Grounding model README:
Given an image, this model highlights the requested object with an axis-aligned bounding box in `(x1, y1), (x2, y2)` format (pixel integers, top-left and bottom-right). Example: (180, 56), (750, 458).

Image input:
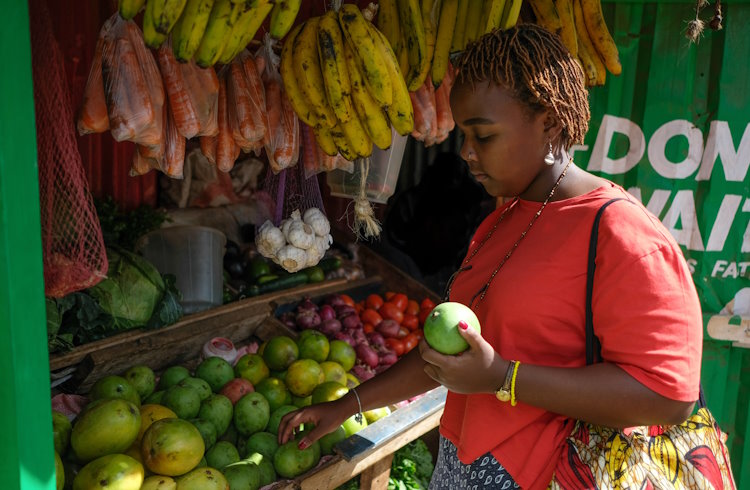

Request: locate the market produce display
(255, 207), (333, 273)
(280, 5), (414, 160)
(52, 327), (401, 489)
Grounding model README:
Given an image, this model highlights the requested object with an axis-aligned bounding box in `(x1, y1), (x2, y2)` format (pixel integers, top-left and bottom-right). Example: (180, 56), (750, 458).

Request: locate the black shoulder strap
(585, 198), (629, 365)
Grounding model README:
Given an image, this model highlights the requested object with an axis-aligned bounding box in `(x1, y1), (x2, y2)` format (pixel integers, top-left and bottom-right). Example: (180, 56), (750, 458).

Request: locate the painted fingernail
(458, 321), (468, 330)
(298, 440), (309, 450)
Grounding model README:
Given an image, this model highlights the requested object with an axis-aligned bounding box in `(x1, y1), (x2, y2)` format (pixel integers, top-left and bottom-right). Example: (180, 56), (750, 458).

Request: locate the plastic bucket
(137, 226), (226, 315)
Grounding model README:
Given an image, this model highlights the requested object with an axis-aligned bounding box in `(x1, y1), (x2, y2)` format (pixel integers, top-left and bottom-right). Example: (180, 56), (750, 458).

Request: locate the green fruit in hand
(363, 406), (391, 424)
(123, 365), (156, 400)
(52, 411), (72, 456)
(244, 432), (278, 459)
(205, 440), (240, 470)
(341, 414), (368, 437)
(195, 357), (235, 392)
(158, 366), (191, 390)
(89, 375), (141, 407)
(423, 301), (481, 355)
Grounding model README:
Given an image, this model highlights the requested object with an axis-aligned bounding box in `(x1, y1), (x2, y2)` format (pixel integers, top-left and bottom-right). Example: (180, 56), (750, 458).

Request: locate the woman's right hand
(277, 396), (355, 450)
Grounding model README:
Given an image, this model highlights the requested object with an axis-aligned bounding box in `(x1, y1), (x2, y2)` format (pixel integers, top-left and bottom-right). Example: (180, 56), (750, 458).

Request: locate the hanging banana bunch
(279, 3), (414, 160)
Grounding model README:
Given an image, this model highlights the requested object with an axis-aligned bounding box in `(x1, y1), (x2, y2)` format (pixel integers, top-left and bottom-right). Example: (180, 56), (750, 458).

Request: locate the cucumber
(302, 266), (325, 283)
(318, 257), (342, 273)
(248, 272), (309, 296)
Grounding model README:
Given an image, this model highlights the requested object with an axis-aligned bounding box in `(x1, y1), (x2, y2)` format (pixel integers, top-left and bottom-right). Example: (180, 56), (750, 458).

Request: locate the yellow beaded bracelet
(510, 361), (520, 407)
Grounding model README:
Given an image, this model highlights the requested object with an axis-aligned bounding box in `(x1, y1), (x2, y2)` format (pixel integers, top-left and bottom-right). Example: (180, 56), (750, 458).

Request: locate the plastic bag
(163, 94), (186, 178)
(77, 23), (110, 135)
(258, 36), (299, 174)
(216, 73), (241, 172)
(157, 40), (220, 139)
(227, 50), (266, 151)
(434, 63), (456, 143)
(301, 123), (352, 179)
(100, 14), (164, 146)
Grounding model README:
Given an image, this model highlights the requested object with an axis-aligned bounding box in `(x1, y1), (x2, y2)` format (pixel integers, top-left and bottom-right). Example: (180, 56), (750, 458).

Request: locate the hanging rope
(351, 158), (382, 240)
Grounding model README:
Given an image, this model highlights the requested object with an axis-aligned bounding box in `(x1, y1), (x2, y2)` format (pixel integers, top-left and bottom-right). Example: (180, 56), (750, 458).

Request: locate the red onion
(366, 332), (386, 349)
(351, 328), (368, 346)
(356, 343), (379, 369)
(318, 318), (343, 337)
(279, 312), (297, 329)
(297, 298), (318, 313)
(324, 294), (346, 307)
(376, 319), (401, 338)
(341, 314), (363, 331)
(334, 305), (357, 318)
(296, 310), (322, 330)
(379, 351), (398, 367)
(351, 364), (375, 382)
(334, 331), (356, 347)
(319, 304), (336, 322)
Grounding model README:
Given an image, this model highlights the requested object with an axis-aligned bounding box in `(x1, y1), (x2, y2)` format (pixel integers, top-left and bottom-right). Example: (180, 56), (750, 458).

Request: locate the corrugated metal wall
(582, 1), (750, 485)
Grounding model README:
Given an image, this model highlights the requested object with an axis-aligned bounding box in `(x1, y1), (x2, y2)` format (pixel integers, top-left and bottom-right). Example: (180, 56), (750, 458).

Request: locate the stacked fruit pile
(52, 333), (390, 489)
(118, 0), (301, 66)
(280, 5), (414, 161)
(529, 0), (621, 86)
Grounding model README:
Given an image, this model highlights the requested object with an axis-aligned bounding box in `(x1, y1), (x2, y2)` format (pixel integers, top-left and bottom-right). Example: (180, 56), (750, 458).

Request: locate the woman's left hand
(418, 321), (508, 394)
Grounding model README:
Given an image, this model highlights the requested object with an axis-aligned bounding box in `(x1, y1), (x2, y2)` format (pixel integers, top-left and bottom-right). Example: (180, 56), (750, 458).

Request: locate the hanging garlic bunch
(255, 208), (333, 273)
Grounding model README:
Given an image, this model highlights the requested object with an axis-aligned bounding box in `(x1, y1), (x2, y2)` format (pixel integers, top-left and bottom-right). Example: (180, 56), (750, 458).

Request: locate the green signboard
(579, 1), (750, 484)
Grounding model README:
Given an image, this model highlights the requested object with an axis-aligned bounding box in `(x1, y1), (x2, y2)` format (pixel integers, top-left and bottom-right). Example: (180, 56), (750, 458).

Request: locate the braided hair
(454, 24), (590, 149)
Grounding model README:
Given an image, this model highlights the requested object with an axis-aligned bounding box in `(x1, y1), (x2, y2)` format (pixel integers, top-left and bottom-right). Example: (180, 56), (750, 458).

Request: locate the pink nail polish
(458, 321), (468, 330)
(298, 440), (308, 450)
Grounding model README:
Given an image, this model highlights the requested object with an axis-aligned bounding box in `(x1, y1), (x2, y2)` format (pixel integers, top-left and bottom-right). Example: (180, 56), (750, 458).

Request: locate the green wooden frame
(0, 2), (54, 490)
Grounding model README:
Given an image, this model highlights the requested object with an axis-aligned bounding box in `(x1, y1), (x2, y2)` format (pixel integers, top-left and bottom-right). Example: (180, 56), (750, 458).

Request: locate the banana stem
(351, 158), (382, 240)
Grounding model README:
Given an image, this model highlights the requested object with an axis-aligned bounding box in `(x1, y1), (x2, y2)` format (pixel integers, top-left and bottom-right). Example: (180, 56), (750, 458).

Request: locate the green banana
(172, 0), (215, 62)
(119, 0), (146, 20)
(432, 0), (458, 86)
(150, 0), (188, 34)
(396, 0), (427, 91)
(269, 0), (302, 39)
(194, 0), (239, 68)
(377, 0), (401, 55)
(451, 0), (470, 52)
(143, 0), (168, 48)
(219, 0), (273, 64)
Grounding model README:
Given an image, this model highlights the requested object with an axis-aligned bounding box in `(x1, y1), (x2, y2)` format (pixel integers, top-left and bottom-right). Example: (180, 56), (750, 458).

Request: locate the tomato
(384, 291), (396, 300)
(366, 293), (384, 311)
(340, 294), (355, 307)
(385, 338), (405, 356)
(354, 302), (364, 315)
(402, 314), (419, 331)
(420, 298), (437, 313)
(412, 328), (423, 339)
(418, 308), (431, 327)
(403, 333), (419, 353)
(405, 300), (420, 316)
(397, 326), (409, 339)
(389, 293), (409, 312)
(363, 323), (375, 334)
(361, 308), (383, 327)
(379, 302), (404, 324)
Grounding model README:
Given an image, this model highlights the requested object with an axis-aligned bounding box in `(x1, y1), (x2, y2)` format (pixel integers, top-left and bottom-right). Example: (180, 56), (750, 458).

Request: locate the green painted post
(0, 2), (55, 490)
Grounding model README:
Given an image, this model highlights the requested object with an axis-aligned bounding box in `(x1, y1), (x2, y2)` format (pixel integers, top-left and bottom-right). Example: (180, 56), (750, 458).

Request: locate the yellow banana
(432, 0), (458, 86)
(415, 0), (437, 88)
(398, 39), (410, 78)
(580, 0), (621, 75)
(554, 0), (577, 57)
(338, 4), (392, 107)
(280, 23), (317, 127)
(194, 0), (239, 67)
(529, 0), (562, 34)
(463, 0), (483, 44)
(340, 104), (373, 157)
(344, 42), (392, 150)
(119, 0), (146, 20)
(172, 0), (215, 61)
(396, 0), (428, 91)
(369, 24), (414, 136)
(377, 0), (401, 55)
(293, 18), (338, 128)
(150, 0), (188, 34)
(500, 0), (523, 29)
(573, 0), (603, 85)
(219, 0), (272, 64)
(484, 0), (507, 34)
(143, 0), (168, 48)
(451, 0), (470, 52)
(270, 0), (302, 39)
(313, 125), (338, 156)
(318, 11), (354, 124)
(330, 124), (358, 161)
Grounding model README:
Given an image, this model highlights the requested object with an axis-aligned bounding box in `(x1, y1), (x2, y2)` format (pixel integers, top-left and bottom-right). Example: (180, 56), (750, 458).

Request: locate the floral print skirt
(429, 436), (520, 490)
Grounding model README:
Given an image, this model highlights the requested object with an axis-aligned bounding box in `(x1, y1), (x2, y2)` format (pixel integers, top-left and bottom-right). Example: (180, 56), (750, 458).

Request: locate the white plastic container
(137, 226), (226, 314)
(327, 129), (408, 204)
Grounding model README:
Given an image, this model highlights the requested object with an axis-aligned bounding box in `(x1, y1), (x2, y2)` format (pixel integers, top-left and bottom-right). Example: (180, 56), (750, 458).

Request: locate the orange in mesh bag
(30, 0), (107, 297)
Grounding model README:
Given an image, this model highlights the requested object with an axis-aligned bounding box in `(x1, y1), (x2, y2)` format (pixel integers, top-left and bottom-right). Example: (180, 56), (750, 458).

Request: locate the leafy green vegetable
(388, 439), (435, 490)
(95, 196), (168, 251)
(46, 297), (76, 353)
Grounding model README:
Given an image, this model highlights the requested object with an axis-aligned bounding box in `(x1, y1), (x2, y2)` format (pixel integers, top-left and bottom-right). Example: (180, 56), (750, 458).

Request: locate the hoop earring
(544, 141), (555, 166)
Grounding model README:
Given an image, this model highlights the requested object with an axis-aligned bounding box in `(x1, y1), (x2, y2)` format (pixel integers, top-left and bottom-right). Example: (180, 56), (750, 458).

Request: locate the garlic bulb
(306, 235), (331, 267)
(255, 220), (285, 259)
(303, 208), (331, 237)
(276, 245), (308, 273)
(284, 212), (315, 249)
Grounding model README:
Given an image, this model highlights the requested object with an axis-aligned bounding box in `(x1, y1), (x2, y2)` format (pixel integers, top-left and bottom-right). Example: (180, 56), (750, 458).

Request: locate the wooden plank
(358, 453), (394, 490)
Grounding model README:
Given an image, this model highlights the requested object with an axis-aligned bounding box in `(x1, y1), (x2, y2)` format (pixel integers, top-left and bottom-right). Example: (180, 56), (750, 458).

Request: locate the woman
(279, 25), (702, 489)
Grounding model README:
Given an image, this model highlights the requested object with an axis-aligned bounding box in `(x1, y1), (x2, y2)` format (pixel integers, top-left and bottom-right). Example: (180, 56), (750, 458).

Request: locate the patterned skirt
(429, 436), (521, 490)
